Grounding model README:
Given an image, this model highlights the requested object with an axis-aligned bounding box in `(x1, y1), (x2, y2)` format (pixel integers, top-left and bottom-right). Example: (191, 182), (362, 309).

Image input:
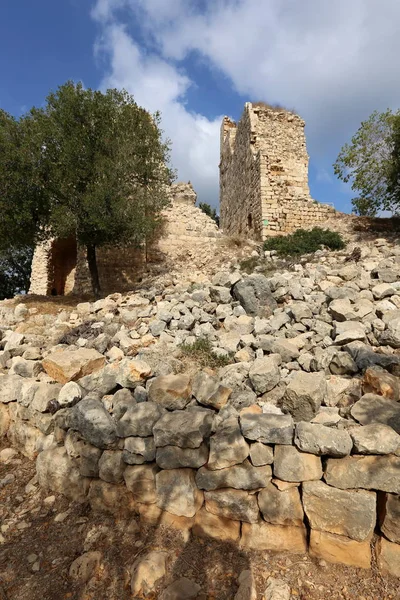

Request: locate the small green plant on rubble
(263, 227), (345, 257)
(179, 337), (234, 368)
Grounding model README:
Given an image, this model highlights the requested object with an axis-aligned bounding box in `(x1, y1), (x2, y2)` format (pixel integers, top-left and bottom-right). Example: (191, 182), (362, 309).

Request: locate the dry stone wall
(220, 103), (338, 239)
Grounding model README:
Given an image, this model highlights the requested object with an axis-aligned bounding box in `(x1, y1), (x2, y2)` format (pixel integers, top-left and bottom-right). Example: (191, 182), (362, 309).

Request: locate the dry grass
(252, 101), (293, 113)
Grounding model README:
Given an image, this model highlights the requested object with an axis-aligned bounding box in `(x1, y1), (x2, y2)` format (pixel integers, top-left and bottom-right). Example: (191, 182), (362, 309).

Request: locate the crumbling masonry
(220, 102), (337, 240)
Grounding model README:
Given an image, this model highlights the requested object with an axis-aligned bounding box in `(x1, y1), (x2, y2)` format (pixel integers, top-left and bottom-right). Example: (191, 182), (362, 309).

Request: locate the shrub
(264, 227), (345, 257)
(179, 337), (234, 368)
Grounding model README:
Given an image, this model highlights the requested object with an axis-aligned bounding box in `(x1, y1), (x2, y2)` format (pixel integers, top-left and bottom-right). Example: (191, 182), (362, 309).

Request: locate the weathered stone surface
(58, 381), (82, 408)
(69, 552), (102, 583)
(328, 298), (356, 322)
(271, 339), (300, 362)
(124, 463), (159, 503)
(309, 530), (371, 569)
(156, 444), (208, 469)
(0, 374), (24, 403)
(156, 468), (203, 517)
(117, 402), (166, 438)
(98, 450), (125, 484)
(379, 493), (400, 543)
(249, 442), (274, 466)
(234, 570), (257, 600)
(258, 482), (304, 526)
(192, 371), (231, 409)
(196, 459), (271, 491)
(241, 521), (307, 554)
(249, 356), (280, 394)
(71, 397), (116, 449)
(325, 455), (400, 494)
(233, 274), (277, 317)
(123, 436), (156, 464)
(363, 366), (399, 400)
(240, 413), (294, 445)
(208, 416), (249, 469)
(78, 363), (119, 396)
(302, 481), (376, 541)
(30, 382), (62, 413)
(9, 356), (42, 378)
(148, 374), (192, 410)
(376, 537), (400, 578)
(138, 503), (194, 530)
(0, 404), (10, 437)
(334, 321), (366, 345)
(159, 578), (201, 600)
(349, 424), (400, 454)
(36, 446), (89, 502)
(204, 488), (259, 523)
(193, 506), (241, 542)
(280, 372), (326, 422)
(350, 394), (400, 433)
(273, 445), (322, 482)
(294, 422), (352, 457)
(116, 358), (152, 388)
(8, 418), (47, 459)
(42, 349), (105, 384)
(153, 409), (213, 449)
(130, 551), (168, 596)
(263, 578), (291, 600)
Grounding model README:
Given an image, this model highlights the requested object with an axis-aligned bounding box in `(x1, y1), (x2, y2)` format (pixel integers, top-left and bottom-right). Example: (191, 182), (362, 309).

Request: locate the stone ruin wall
(28, 182), (219, 297)
(220, 103), (338, 240)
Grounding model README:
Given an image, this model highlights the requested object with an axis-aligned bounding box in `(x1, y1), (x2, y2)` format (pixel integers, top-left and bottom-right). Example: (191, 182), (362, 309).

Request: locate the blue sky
(2, 0), (400, 214)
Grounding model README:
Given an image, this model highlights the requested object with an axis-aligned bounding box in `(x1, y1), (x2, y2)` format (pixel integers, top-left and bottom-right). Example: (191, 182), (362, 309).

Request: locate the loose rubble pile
(1, 236), (400, 595)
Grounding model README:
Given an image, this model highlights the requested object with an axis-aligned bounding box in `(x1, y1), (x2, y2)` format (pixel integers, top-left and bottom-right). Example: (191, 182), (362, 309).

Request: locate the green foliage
(264, 228), (345, 257)
(0, 247), (33, 300)
(179, 337), (234, 368)
(334, 109), (400, 215)
(198, 202), (219, 225)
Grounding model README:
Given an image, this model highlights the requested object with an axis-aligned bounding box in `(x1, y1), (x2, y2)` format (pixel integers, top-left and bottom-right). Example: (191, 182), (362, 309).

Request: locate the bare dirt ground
(0, 443), (398, 600)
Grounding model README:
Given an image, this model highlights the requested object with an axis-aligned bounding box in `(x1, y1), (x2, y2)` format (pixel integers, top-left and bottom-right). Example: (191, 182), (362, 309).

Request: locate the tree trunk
(86, 244), (101, 298)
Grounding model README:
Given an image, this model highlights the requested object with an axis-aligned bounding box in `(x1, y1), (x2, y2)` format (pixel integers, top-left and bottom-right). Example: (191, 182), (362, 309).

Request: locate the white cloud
(92, 0), (400, 209)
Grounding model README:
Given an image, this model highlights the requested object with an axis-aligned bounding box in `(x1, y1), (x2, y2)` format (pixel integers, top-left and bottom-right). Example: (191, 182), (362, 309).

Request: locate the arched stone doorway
(49, 236), (77, 295)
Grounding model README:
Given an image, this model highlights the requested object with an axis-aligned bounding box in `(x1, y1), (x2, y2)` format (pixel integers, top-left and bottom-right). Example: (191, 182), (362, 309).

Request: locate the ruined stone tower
(219, 102), (336, 240)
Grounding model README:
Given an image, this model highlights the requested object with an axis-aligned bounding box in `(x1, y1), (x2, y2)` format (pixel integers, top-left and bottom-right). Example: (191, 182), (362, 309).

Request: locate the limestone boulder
(58, 381), (82, 408)
(325, 455), (400, 494)
(234, 570), (257, 600)
(258, 481), (304, 526)
(156, 468), (203, 517)
(233, 274), (277, 317)
(363, 366), (399, 400)
(124, 463), (159, 504)
(350, 394), (400, 433)
(0, 404), (10, 437)
(130, 551), (168, 596)
(71, 397), (116, 449)
(379, 493), (400, 543)
(117, 402), (166, 438)
(376, 537), (400, 578)
(159, 578), (201, 600)
(123, 436), (156, 464)
(36, 446), (90, 502)
(302, 480), (376, 541)
(294, 422), (352, 457)
(42, 348), (105, 384)
(240, 413), (294, 445)
(192, 371), (231, 410)
(116, 358), (152, 388)
(263, 578), (291, 600)
(249, 356), (281, 394)
(349, 423), (400, 454)
(208, 416), (249, 469)
(69, 552), (102, 583)
(241, 521), (307, 554)
(204, 488), (259, 523)
(148, 374), (192, 410)
(153, 409), (213, 449)
(196, 459), (271, 491)
(249, 442), (274, 466)
(280, 372), (326, 422)
(78, 363), (120, 396)
(334, 321), (366, 345)
(273, 445), (322, 482)
(192, 506), (240, 542)
(98, 450), (125, 484)
(309, 530), (371, 569)
(0, 374), (24, 403)
(156, 444), (209, 469)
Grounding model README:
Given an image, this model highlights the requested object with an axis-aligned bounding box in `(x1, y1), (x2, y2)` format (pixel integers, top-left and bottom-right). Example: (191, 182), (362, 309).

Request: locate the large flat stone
(196, 459), (271, 491)
(42, 349), (105, 384)
(350, 394), (400, 433)
(117, 402), (166, 438)
(193, 507), (240, 542)
(156, 444), (209, 469)
(258, 482), (304, 526)
(156, 468), (203, 517)
(379, 493), (400, 543)
(153, 409), (213, 449)
(273, 445), (322, 482)
(204, 488), (259, 523)
(325, 455), (400, 494)
(294, 422), (352, 457)
(302, 480), (376, 541)
(349, 424), (400, 454)
(309, 530), (371, 569)
(208, 416), (249, 469)
(376, 537), (400, 577)
(241, 521), (307, 554)
(240, 413), (294, 445)
(249, 356), (280, 394)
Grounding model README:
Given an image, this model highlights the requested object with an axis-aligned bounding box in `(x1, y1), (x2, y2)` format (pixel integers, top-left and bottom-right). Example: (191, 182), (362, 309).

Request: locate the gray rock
(9, 357), (42, 378)
(117, 402), (166, 438)
(148, 374), (192, 410)
(36, 445), (89, 502)
(258, 481), (304, 526)
(233, 274), (277, 317)
(240, 413), (294, 445)
(156, 443), (209, 469)
(196, 459), (271, 490)
(156, 468), (203, 517)
(351, 394), (400, 433)
(273, 445), (322, 482)
(329, 351), (358, 375)
(30, 382), (62, 413)
(78, 363), (119, 396)
(153, 409), (213, 449)
(271, 339), (300, 362)
(159, 578), (201, 600)
(0, 374), (24, 403)
(58, 381), (82, 408)
(204, 488), (259, 523)
(324, 455), (400, 494)
(289, 302), (312, 322)
(115, 359), (152, 388)
(209, 286), (232, 304)
(98, 450), (125, 483)
(208, 416), (249, 469)
(249, 442), (274, 466)
(249, 356), (281, 394)
(349, 424), (400, 454)
(149, 320), (166, 336)
(334, 321), (366, 345)
(192, 371), (231, 410)
(302, 480), (376, 541)
(71, 397), (117, 449)
(372, 283), (395, 299)
(124, 463), (159, 503)
(280, 372), (326, 422)
(123, 437), (156, 464)
(294, 422), (352, 457)
(380, 493), (400, 543)
(344, 341), (400, 372)
(328, 299), (356, 322)
(112, 388), (136, 420)
(263, 577), (291, 600)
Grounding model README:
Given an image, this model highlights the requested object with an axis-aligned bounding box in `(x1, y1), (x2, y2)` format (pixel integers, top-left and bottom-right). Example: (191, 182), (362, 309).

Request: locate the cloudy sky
(2, 0), (400, 213)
